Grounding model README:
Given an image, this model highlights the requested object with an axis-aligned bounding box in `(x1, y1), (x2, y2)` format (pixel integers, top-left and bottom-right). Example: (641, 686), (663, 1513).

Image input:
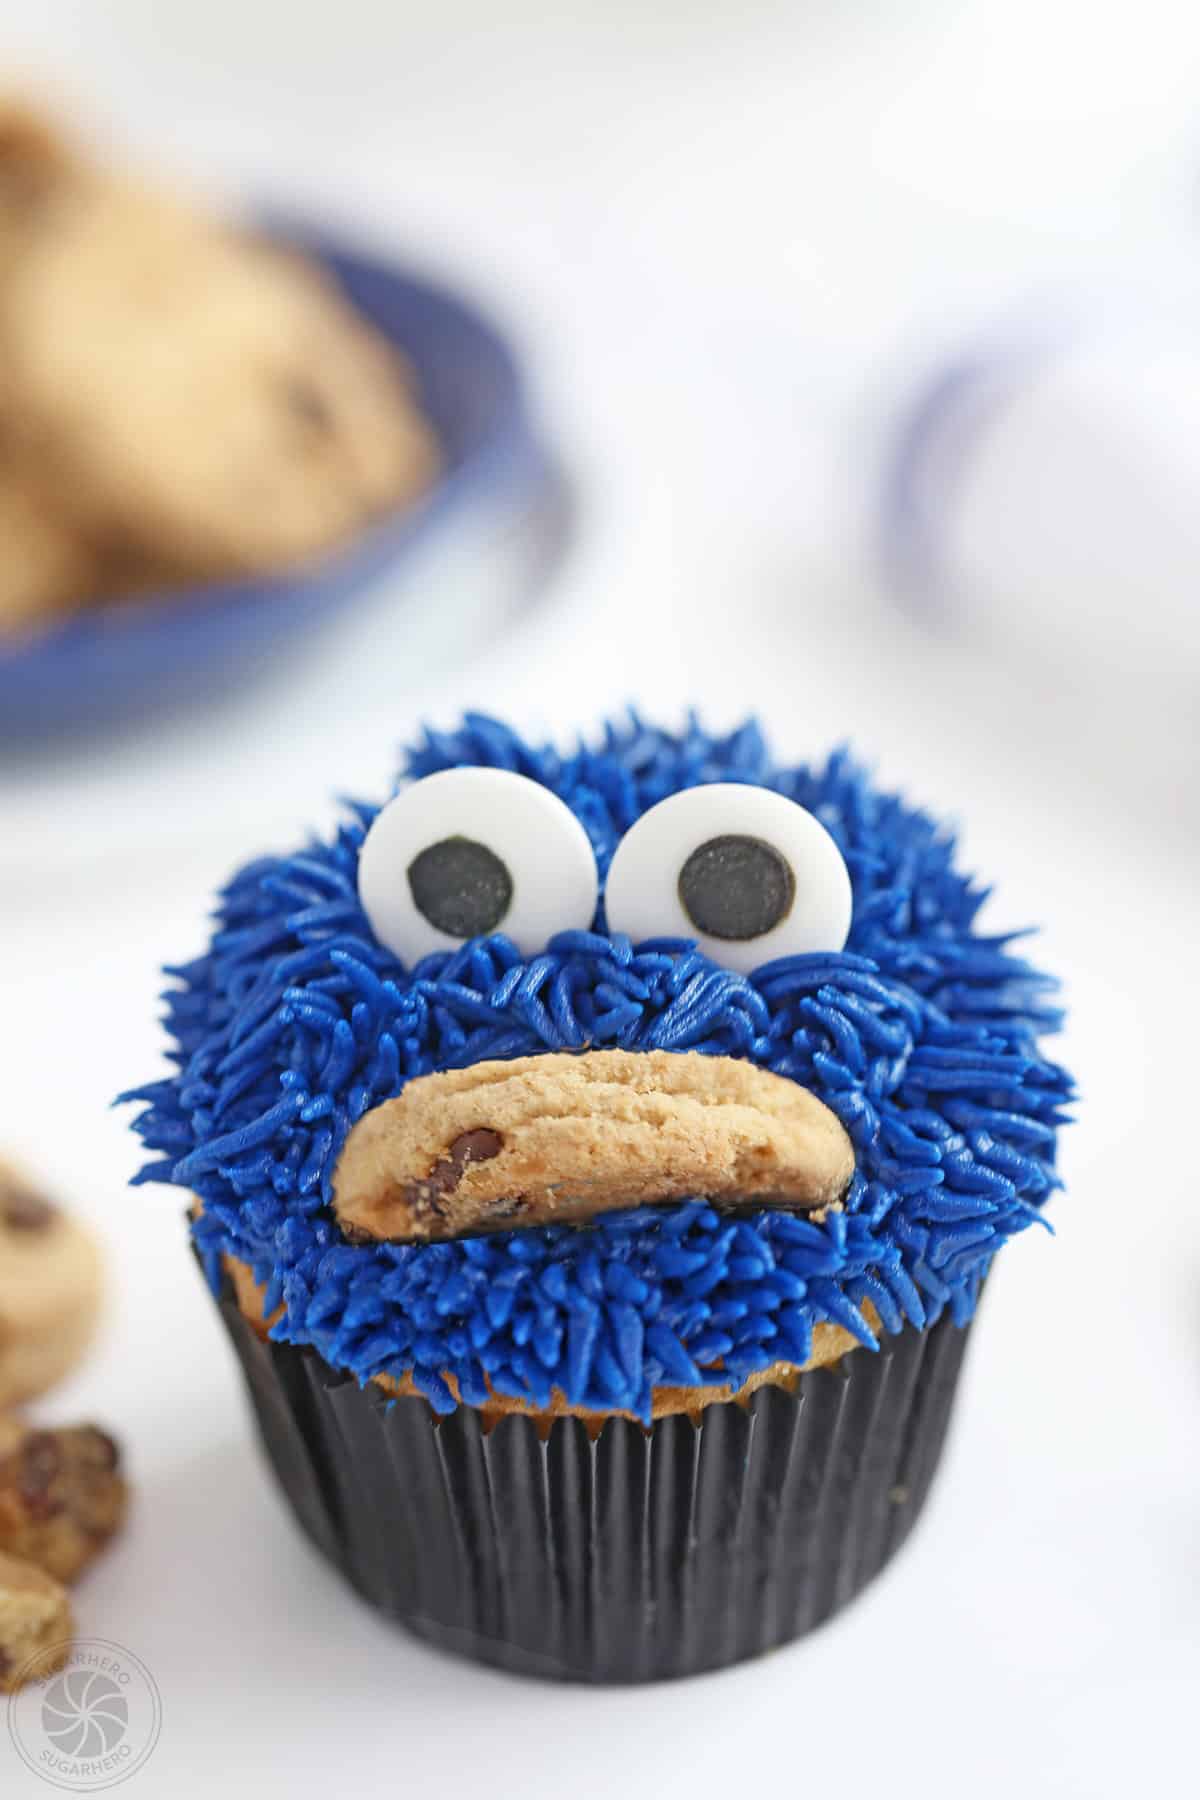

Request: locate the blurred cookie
(0, 1420), (127, 1584)
(0, 1550), (71, 1692)
(0, 97), (440, 635)
(0, 132), (438, 575)
(0, 98), (81, 252)
(0, 1162), (102, 1409)
(0, 462), (102, 632)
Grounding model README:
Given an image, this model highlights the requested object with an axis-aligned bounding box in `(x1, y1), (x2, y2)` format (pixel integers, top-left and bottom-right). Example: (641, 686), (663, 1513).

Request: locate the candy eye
(604, 783), (851, 973)
(358, 768), (599, 964)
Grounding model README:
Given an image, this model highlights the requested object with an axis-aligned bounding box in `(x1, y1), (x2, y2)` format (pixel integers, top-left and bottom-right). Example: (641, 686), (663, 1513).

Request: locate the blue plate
(0, 229), (542, 740)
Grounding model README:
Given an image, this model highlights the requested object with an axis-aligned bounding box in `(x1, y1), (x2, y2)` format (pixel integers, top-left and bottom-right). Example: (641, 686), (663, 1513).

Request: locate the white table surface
(2, 4), (1198, 1796)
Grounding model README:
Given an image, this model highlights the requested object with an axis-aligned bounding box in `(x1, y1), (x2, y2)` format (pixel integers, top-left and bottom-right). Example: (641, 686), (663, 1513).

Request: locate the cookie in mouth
(333, 1048), (854, 1242)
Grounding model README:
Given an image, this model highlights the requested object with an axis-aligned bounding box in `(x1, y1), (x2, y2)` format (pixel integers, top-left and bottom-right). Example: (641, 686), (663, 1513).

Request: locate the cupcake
(123, 714), (1072, 1681)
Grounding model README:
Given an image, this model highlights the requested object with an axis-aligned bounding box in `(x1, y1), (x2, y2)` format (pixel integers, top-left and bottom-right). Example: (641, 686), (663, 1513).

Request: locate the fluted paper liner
(216, 1285), (971, 1681)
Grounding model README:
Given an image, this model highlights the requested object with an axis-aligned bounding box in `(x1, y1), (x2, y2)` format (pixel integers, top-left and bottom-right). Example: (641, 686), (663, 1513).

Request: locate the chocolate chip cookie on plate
(0, 99), (439, 629)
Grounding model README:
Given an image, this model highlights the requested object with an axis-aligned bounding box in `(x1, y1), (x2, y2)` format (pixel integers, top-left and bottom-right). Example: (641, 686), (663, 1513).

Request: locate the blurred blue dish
(0, 227), (552, 741)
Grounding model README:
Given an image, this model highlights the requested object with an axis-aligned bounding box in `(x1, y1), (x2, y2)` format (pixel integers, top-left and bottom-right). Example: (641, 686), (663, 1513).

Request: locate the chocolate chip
(1, 1183), (57, 1232)
(448, 1129), (503, 1167)
(18, 1434), (63, 1521)
(78, 1429), (120, 1474)
(407, 837), (512, 940)
(398, 1128), (504, 1224)
(0, 1649), (10, 1679)
(283, 378), (334, 434)
(678, 834), (795, 941)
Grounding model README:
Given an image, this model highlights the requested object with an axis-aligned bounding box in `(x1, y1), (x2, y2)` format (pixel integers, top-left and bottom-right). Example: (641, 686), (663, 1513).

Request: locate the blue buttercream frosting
(123, 713), (1073, 1420)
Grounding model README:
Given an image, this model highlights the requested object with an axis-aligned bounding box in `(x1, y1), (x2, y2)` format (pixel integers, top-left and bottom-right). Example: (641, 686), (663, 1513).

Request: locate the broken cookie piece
(0, 1420), (127, 1584)
(0, 1549), (72, 1692)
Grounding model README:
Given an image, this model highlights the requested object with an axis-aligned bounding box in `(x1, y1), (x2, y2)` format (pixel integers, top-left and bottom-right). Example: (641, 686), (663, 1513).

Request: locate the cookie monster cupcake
(124, 714), (1072, 1681)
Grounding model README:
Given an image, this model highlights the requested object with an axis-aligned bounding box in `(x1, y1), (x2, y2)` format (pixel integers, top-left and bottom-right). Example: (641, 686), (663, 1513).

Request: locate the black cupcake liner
(215, 1283), (971, 1682)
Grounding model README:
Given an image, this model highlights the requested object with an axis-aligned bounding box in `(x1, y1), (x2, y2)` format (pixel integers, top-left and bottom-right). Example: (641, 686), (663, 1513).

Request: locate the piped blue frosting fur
(123, 714), (1072, 1420)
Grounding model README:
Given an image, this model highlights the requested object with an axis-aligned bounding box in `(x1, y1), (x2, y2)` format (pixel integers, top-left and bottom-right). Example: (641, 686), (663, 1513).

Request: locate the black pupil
(407, 837), (513, 939)
(678, 834), (795, 941)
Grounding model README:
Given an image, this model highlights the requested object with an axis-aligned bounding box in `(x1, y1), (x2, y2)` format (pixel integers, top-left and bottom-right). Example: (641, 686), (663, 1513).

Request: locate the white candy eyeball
(358, 768), (599, 965)
(604, 783), (852, 974)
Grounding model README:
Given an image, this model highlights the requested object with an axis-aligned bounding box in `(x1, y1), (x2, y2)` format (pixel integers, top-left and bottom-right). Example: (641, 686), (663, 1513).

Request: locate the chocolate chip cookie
(0, 122), (439, 576)
(0, 1161), (103, 1408)
(0, 98), (439, 633)
(0, 1549), (71, 1692)
(0, 464), (101, 631)
(0, 1419), (127, 1584)
(333, 1048), (855, 1242)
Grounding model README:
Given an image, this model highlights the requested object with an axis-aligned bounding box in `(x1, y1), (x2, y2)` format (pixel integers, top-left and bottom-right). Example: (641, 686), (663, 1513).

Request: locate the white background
(2, 4), (1198, 1796)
